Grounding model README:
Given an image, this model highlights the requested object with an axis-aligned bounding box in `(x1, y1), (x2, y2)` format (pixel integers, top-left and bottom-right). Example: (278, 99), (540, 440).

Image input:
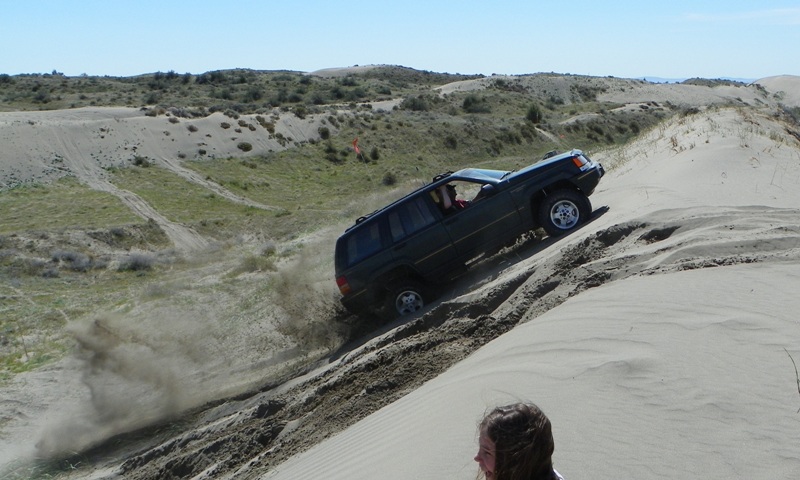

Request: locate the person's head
(474, 403), (555, 480)
(446, 183), (457, 200)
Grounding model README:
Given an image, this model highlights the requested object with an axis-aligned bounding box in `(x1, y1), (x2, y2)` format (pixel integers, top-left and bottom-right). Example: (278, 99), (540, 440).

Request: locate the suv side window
(388, 196), (437, 242)
(345, 220), (382, 267)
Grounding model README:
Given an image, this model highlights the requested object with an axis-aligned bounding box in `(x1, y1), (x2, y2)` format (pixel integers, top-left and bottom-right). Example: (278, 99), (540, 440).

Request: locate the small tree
(526, 103), (543, 124)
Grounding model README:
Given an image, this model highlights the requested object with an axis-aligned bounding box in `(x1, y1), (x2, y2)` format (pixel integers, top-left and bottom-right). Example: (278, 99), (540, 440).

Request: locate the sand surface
(261, 89), (800, 480)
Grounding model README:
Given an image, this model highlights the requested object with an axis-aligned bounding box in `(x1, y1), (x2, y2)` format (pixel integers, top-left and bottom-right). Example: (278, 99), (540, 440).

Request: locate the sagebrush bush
(118, 253), (155, 272)
(132, 155), (151, 167)
(463, 95), (490, 113)
(237, 142), (253, 152)
(51, 250), (92, 272)
(401, 95), (430, 111)
(382, 171), (397, 186)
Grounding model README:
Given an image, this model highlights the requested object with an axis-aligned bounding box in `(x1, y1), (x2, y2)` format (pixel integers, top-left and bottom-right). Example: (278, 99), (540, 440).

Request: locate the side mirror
(476, 184), (496, 200)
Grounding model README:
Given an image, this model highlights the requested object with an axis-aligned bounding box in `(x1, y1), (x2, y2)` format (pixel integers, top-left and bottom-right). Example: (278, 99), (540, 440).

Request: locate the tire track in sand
(54, 129), (209, 252)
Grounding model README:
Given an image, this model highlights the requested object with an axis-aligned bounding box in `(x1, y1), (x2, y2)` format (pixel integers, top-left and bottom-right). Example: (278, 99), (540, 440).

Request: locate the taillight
(336, 276), (351, 295)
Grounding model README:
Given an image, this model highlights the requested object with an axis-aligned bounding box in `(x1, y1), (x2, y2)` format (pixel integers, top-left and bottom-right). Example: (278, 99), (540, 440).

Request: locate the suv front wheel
(384, 281), (425, 317)
(537, 189), (591, 237)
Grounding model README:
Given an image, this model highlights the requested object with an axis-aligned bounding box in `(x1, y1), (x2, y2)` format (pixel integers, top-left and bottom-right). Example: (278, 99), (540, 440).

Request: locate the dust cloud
(34, 312), (221, 457)
(16, 182), (419, 464)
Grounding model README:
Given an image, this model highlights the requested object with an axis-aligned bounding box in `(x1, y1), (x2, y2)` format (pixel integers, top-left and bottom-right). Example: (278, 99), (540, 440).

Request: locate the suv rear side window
(345, 221), (382, 267)
(388, 196), (437, 242)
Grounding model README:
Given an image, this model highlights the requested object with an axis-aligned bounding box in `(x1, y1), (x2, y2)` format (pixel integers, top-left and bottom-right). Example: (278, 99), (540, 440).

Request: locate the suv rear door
(387, 194), (458, 279)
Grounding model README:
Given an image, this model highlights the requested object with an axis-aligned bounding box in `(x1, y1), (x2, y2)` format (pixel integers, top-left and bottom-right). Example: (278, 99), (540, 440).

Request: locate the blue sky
(2, 0), (798, 80)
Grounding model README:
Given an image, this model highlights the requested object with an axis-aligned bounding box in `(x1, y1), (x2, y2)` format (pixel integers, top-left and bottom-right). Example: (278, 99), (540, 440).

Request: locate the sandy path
(48, 123), (209, 252)
(0, 107), (323, 251)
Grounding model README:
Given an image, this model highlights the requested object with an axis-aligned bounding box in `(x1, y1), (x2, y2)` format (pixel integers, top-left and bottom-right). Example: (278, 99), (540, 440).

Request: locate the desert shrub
(340, 76), (358, 87)
(237, 142), (253, 152)
(4, 256), (33, 276)
(370, 146), (380, 161)
(444, 135), (458, 149)
(401, 95), (430, 111)
(168, 116), (179, 124)
(526, 103), (543, 124)
(132, 155), (151, 167)
(232, 253), (277, 276)
(318, 126), (330, 140)
(545, 95), (565, 109)
(220, 122), (231, 129)
(32, 91), (51, 103)
(381, 171), (397, 186)
(324, 141), (344, 163)
(187, 124), (198, 132)
(463, 94), (491, 113)
(257, 116), (275, 133)
(118, 253), (155, 272)
(51, 250), (92, 272)
(780, 105), (800, 125)
(41, 267), (60, 278)
(242, 87), (263, 102)
(680, 106), (701, 117)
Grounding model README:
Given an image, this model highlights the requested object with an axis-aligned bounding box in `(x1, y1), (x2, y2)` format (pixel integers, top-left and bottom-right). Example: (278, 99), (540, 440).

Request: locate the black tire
(384, 281), (425, 318)
(537, 189), (591, 237)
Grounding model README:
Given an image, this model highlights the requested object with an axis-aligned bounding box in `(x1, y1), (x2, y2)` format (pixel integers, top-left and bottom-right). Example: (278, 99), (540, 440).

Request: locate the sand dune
(263, 96), (800, 480)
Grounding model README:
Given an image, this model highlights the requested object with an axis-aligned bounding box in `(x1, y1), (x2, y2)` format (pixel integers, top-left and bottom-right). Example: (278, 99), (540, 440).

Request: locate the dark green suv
(335, 149), (604, 318)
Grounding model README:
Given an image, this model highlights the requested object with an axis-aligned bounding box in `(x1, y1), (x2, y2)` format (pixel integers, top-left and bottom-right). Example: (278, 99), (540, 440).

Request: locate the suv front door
(438, 180), (524, 260)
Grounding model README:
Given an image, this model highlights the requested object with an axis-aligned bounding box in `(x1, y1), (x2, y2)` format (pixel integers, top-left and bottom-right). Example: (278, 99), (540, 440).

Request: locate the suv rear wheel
(384, 281), (425, 317)
(537, 189), (591, 236)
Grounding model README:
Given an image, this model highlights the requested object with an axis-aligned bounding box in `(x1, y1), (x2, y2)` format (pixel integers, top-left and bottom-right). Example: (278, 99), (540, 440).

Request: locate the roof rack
(431, 171), (454, 182)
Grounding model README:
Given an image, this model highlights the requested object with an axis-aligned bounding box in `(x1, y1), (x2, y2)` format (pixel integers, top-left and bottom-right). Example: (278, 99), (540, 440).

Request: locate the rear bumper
(340, 288), (374, 315)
